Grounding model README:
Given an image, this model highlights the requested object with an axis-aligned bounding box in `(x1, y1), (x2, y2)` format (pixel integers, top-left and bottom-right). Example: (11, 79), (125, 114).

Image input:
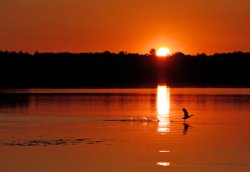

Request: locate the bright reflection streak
(159, 150), (170, 153)
(157, 162), (170, 167)
(157, 85), (170, 133)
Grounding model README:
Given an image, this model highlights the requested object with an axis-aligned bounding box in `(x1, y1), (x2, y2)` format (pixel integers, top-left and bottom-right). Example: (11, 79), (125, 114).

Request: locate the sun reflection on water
(157, 85), (170, 134)
(157, 162), (170, 167)
(159, 150), (170, 153)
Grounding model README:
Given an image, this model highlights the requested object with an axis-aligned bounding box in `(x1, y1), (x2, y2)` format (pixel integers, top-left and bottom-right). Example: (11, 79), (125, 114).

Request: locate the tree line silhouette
(0, 50), (249, 88)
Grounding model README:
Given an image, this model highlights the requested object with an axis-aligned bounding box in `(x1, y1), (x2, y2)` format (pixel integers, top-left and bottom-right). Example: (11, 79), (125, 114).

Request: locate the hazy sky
(0, 0), (249, 54)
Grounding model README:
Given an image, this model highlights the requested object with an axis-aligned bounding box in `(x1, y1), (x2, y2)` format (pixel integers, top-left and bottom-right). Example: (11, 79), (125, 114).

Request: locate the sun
(156, 47), (171, 57)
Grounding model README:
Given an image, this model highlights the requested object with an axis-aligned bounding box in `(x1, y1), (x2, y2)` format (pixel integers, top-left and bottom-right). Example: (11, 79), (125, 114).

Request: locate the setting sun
(156, 47), (171, 57)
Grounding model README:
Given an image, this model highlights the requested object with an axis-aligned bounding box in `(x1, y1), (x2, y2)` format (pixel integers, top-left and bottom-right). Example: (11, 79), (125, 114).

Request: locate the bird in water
(182, 108), (193, 122)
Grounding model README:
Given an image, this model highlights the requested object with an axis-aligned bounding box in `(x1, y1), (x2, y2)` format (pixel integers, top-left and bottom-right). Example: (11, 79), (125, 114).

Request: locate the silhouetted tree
(0, 50), (249, 87)
(149, 48), (156, 57)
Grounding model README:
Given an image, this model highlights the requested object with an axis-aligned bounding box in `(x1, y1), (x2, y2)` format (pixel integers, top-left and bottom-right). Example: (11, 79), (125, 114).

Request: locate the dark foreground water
(0, 87), (250, 172)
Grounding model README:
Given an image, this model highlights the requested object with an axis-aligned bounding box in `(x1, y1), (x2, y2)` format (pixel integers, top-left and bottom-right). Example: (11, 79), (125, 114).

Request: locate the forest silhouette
(0, 51), (249, 88)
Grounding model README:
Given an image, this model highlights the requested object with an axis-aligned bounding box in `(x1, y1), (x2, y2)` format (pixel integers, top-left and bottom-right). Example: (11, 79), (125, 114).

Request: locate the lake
(0, 87), (250, 172)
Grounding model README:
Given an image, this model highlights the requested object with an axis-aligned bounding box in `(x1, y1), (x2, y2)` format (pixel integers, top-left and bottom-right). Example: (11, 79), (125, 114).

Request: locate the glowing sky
(0, 0), (249, 54)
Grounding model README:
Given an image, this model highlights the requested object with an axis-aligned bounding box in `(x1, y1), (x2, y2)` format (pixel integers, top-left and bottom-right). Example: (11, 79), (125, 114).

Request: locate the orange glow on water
(157, 85), (170, 133)
(0, 88), (250, 171)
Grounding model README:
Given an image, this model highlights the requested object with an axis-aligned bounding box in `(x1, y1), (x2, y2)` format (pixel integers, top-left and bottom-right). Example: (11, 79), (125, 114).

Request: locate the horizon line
(0, 50), (249, 56)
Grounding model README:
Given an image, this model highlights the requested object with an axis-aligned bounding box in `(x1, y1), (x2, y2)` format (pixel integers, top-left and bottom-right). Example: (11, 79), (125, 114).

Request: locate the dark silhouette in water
(182, 108), (193, 121)
(183, 122), (190, 135)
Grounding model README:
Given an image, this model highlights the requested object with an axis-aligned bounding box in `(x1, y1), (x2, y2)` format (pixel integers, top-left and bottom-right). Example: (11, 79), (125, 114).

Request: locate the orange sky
(0, 0), (249, 55)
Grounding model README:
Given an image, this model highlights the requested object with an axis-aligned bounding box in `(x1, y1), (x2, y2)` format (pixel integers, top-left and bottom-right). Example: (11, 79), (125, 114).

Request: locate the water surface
(0, 87), (250, 172)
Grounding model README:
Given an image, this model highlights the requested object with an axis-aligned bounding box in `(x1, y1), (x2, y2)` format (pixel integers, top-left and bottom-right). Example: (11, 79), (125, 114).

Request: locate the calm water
(0, 87), (250, 172)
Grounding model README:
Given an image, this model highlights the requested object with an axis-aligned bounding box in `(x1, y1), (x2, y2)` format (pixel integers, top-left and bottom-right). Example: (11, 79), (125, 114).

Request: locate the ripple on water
(0, 138), (105, 146)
